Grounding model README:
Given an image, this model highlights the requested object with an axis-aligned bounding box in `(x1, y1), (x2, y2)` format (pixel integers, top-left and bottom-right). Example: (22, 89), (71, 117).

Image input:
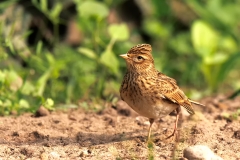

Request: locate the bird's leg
(147, 118), (154, 141)
(166, 106), (181, 139)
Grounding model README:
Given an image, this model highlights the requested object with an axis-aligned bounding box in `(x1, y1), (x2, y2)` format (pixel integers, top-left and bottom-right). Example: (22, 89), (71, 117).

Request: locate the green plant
(0, 0), (132, 114)
(186, 0), (240, 92)
(222, 109), (240, 121)
(32, 0), (63, 42)
(0, 0), (240, 115)
(191, 20), (240, 92)
(147, 141), (155, 160)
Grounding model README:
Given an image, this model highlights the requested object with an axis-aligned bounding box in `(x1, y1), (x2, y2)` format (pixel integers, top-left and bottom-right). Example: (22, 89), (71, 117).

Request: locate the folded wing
(157, 72), (201, 115)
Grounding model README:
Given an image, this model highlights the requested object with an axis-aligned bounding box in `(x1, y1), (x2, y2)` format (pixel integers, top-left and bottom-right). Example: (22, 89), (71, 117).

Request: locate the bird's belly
(124, 97), (178, 119)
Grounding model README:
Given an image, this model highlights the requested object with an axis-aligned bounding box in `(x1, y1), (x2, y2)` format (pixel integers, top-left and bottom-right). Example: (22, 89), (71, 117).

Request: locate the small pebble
(49, 151), (60, 159)
(35, 106), (50, 117)
(183, 145), (223, 160)
(40, 152), (48, 160)
(80, 149), (89, 157)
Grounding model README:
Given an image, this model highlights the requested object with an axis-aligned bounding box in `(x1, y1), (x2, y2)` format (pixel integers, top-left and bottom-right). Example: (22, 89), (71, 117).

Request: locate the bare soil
(0, 95), (240, 160)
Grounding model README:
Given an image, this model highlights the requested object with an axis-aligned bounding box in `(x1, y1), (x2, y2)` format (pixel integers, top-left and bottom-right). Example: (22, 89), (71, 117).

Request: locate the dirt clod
(12, 131), (19, 137)
(31, 131), (45, 139)
(20, 148), (33, 157)
(117, 108), (131, 116)
(191, 125), (203, 134)
(233, 130), (240, 139)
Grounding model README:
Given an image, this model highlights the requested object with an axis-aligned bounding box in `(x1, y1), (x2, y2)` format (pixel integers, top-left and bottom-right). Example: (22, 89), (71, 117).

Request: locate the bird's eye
(137, 56), (143, 60)
(133, 55), (144, 63)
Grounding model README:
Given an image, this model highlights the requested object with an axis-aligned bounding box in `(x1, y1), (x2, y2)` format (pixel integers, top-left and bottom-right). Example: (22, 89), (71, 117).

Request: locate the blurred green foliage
(0, 0), (240, 115)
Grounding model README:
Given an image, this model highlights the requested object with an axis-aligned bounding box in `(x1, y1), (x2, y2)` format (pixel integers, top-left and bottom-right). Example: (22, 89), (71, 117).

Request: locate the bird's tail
(189, 100), (205, 107)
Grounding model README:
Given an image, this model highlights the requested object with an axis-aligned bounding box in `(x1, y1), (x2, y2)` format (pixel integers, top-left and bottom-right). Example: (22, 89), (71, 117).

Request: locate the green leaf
(36, 41), (43, 55)
(46, 53), (55, 64)
(143, 19), (169, 38)
(0, 1), (16, 12)
(220, 36), (238, 53)
(151, 0), (170, 18)
(100, 49), (119, 74)
(35, 69), (51, 96)
(169, 33), (192, 55)
(108, 23), (129, 41)
(191, 20), (219, 57)
(21, 81), (35, 95)
(78, 1), (109, 19)
(0, 70), (6, 83)
(6, 70), (22, 91)
(203, 52), (228, 65)
(43, 98), (55, 110)
(50, 3), (63, 19)
(3, 99), (12, 107)
(40, 0), (48, 12)
(19, 99), (30, 108)
(79, 74), (96, 95)
(78, 47), (97, 59)
(217, 52), (240, 83)
(5, 39), (15, 53)
(46, 98), (54, 106)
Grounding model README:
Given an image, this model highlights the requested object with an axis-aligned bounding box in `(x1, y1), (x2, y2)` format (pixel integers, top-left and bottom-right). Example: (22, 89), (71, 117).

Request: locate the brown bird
(120, 44), (204, 140)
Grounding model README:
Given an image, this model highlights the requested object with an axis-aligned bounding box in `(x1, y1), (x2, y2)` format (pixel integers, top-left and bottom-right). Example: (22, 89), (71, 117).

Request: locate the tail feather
(189, 100), (205, 107)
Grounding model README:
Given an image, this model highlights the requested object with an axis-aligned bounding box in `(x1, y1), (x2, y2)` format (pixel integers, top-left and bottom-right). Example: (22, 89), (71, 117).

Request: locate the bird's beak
(120, 54), (128, 59)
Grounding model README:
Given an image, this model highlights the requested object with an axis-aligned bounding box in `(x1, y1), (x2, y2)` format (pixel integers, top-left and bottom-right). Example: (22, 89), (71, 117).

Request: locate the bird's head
(120, 44), (155, 74)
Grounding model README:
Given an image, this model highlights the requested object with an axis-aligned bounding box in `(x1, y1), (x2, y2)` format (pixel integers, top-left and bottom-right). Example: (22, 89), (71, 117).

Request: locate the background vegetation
(0, 0), (240, 115)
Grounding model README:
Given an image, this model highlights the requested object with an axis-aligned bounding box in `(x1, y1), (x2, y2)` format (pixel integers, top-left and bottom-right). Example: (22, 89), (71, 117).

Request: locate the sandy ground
(0, 95), (240, 160)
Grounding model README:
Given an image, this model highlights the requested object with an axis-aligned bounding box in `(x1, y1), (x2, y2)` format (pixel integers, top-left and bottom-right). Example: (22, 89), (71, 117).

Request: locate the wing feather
(158, 72), (195, 115)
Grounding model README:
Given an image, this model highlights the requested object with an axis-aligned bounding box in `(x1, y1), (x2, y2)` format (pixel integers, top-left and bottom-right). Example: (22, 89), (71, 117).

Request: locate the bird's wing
(158, 72), (177, 84)
(157, 72), (195, 115)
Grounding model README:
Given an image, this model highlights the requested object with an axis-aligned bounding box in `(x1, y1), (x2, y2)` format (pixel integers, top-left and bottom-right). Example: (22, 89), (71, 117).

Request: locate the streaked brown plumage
(120, 44), (204, 140)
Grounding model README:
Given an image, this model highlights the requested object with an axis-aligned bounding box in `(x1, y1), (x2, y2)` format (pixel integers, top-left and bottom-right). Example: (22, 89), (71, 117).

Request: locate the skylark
(120, 44), (204, 140)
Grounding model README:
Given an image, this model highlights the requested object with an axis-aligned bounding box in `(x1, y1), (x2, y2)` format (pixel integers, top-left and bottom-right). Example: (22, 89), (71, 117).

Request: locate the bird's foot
(165, 129), (178, 139)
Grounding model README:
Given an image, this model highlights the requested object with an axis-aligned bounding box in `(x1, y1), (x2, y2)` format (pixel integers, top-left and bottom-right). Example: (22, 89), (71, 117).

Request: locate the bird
(119, 44), (205, 141)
